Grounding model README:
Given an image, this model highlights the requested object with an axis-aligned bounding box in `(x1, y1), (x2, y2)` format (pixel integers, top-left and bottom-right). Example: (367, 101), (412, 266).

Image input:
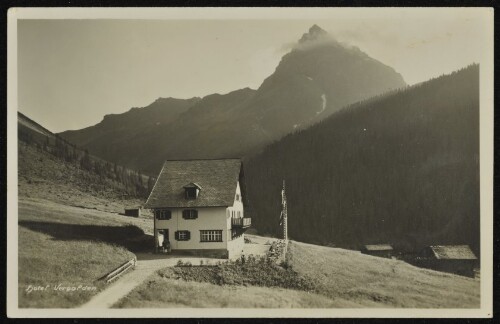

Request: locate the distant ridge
(18, 111), (54, 137)
(59, 25), (406, 174)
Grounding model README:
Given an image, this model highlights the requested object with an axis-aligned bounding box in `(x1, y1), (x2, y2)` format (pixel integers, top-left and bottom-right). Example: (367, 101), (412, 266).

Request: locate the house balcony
(231, 217), (251, 228)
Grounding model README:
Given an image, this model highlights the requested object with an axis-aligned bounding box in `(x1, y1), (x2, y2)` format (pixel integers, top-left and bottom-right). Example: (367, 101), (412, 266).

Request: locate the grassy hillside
(18, 127), (155, 307)
(114, 240), (479, 308)
(19, 112), (154, 200)
(245, 65), (479, 255)
(18, 199), (152, 308)
(288, 241), (479, 308)
(19, 141), (146, 213)
(115, 278), (339, 308)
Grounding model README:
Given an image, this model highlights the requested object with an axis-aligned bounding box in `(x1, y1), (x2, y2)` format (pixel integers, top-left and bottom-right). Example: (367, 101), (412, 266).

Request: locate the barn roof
(428, 245), (477, 260)
(144, 159), (242, 208)
(363, 244), (393, 251)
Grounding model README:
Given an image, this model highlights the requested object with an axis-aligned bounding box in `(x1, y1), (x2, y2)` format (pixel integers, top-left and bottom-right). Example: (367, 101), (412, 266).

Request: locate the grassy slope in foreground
(115, 279), (341, 308)
(115, 241), (479, 308)
(18, 199), (151, 308)
(18, 139), (154, 308)
(289, 241), (479, 308)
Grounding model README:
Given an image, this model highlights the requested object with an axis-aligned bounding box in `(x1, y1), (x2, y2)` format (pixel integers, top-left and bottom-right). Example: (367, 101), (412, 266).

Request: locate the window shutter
(186, 231), (191, 240)
(193, 210), (198, 219)
(175, 231), (179, 240)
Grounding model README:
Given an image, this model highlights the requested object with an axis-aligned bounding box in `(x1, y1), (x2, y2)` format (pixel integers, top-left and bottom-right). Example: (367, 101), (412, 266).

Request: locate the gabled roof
(183, 182), (202, 189)
(428, 245), (477, 260)
(144, 159), (242, 208)
(363, 244), (393, 251)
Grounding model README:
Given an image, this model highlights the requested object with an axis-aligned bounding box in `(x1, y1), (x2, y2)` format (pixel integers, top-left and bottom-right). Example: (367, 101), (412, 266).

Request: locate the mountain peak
(299, 24), (328, 44)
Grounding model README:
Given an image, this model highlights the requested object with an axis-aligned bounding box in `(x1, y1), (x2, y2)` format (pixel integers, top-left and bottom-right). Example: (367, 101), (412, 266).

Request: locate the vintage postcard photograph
(6, 7), (493, 318)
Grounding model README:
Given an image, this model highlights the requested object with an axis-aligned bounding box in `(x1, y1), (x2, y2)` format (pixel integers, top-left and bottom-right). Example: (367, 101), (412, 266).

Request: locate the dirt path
(81, 236), (273, 309)
(243, 234), (274, 256)
(80, 253), (220, 309)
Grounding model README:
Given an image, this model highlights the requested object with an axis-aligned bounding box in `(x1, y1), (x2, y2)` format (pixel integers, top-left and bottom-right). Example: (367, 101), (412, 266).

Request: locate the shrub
(280, 260), (292, 270)
(160, 259), (316, 292)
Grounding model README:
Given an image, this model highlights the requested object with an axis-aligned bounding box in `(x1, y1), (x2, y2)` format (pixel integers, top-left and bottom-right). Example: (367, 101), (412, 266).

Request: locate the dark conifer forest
(244, 64), (479, 256)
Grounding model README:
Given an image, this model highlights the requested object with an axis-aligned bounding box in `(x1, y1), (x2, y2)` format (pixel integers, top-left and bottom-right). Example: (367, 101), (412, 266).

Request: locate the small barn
(361, 244), (394, 258)
(124, 208), (141, 218)
(420, 245), (477, 277)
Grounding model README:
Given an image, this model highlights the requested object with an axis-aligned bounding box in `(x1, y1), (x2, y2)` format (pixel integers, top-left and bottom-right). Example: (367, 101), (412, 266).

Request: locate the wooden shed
(124, 208), (141, 218)
(420, 245), (477, 277)
(361, 244), (394, 258)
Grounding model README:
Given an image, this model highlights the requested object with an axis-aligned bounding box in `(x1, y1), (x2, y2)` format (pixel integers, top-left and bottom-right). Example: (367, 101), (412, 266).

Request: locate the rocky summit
(60, 25), (406, 174)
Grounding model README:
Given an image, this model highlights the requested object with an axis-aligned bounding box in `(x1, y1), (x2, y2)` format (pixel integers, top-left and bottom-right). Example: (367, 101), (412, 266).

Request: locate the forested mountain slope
(18, 112), (153, 212)
(60, 25), (405, 173)
(245, 64), (479, 256)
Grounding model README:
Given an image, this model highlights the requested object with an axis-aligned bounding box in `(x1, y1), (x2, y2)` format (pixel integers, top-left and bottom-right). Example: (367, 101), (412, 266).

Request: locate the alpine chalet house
(144, 159), (250, 259)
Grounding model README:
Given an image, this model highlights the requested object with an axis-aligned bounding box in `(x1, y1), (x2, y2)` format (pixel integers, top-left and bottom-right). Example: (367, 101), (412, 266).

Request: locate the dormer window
(183, 182), (202, 199)
(186, 188), (197, 199)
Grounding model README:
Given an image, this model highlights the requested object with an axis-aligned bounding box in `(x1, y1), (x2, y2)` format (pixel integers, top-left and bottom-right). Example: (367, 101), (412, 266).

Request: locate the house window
(155, 209), (171, 220)
(185, 188), (197, 199)
(175, 230), (190, 241)
(182, 209), (198, 219)
(200, 230), (222, 242)
(236, 194), (240, 201)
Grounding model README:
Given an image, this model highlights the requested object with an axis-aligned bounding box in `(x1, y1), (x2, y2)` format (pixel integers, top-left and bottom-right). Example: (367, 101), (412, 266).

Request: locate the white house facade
(144, 159), (250, 259)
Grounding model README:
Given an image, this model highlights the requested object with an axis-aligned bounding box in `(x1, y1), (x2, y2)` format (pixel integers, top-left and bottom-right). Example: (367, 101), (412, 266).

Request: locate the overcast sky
(17, 8), (491, 132)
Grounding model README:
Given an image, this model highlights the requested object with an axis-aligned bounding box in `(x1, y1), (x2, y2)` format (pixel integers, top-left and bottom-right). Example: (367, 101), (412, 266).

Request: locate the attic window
(186, 188), (197, 199)
(183, 182), (202, 199)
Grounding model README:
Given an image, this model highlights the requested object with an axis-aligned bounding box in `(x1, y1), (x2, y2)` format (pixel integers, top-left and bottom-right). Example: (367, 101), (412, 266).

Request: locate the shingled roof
(362, 244), (393, 251)
(144, 159), (243, 208)
(428, 245), (477, 260)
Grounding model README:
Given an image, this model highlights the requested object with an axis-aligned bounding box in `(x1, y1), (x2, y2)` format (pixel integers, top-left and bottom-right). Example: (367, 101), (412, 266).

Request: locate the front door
(156, 229), (169, 252)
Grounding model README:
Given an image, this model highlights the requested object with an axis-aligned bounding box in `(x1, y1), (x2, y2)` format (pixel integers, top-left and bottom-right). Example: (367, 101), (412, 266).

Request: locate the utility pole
(280, 180), (288, 240)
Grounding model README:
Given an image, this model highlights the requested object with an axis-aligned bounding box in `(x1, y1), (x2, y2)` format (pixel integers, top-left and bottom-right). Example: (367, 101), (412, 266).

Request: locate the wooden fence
(99, 257), (137, 283)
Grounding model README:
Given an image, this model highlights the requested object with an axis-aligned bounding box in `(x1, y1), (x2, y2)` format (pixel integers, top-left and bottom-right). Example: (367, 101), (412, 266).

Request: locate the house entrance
(156, 229), (170, 253)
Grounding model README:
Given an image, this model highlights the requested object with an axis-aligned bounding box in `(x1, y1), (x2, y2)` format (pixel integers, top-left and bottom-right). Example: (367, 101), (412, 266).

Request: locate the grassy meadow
(287, 241), (480, 308)
(115, 274), (339, 308)
(115, 240), (480, 308)
(17, 140), (155, 308)
(18, 199), (150, 308)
